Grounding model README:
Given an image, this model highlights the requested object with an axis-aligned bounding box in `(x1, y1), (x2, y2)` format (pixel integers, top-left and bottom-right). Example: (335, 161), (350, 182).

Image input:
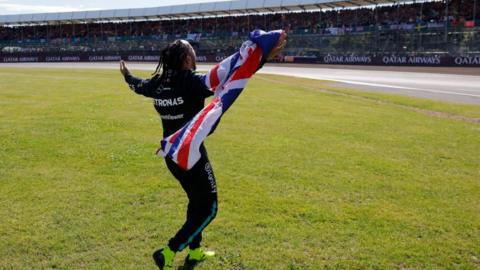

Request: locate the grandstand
(0, 0), (479, 66)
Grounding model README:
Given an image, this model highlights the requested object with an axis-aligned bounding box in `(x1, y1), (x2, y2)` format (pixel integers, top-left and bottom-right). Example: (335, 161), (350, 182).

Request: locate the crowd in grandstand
(0, 0), (478, 55)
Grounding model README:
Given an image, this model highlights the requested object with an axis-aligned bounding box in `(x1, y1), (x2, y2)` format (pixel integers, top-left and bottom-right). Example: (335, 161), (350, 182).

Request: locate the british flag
(157, 29), (282, 170)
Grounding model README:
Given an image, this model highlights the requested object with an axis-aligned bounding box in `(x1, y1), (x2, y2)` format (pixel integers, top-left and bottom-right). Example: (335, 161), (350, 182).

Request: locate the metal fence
(1, 27), (479, 56)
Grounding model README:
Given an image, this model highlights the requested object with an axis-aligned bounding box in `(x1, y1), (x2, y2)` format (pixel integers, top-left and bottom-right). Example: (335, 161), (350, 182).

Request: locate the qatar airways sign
(127, 55), (160, 61)
(2, 56), (39, 63)
(382, 55), (442, 65)
(45, 56), (81, 62)
(1, 53), (480, 66)
(89, 55), (122, 61)
(454, 55), (480, 66)
(323, 55), (372, 64)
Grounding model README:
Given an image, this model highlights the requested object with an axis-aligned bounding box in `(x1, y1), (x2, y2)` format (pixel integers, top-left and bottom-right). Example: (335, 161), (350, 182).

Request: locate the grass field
(0, 67), (479, 270)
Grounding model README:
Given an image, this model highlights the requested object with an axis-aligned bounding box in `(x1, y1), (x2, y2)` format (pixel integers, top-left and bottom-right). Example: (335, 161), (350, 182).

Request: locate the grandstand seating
(0, 0), (479, 56)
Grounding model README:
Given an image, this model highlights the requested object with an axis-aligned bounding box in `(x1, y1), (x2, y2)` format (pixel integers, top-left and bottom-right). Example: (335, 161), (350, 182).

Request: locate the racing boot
(152, 246), (175, 270)
(184, 247), (215, 266)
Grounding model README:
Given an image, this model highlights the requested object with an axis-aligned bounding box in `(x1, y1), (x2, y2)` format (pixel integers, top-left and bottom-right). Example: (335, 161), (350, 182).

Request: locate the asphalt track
(1, 62), (479, 104)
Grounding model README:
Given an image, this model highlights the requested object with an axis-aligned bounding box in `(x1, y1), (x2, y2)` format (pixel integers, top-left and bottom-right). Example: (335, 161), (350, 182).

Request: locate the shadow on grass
(177, 261), (200, 270)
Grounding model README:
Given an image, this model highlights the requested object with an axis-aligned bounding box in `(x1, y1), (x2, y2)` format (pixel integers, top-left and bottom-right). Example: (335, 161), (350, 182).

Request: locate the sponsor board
(381, 55), (441, 65)
(127, 55), (160, 61)
(0, 53), (479, 66)
(215, 55), (228, 62)
(196, 55), (208, 62)
(323, 54), (372, 64)
(89, 55), (122, 61)
(454, 55), (480, 66)
(44, 55), (81, 62)
(293, 54), (480, 66)
(2, 56), (39, 63)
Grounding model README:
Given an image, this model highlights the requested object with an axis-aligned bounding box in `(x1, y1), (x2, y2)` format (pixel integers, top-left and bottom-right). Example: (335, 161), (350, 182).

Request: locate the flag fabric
(157, 29), (282, 170)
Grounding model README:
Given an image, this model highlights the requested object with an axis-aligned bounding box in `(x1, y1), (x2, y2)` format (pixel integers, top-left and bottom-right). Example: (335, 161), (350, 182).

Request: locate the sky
(0, 0), (228, 15)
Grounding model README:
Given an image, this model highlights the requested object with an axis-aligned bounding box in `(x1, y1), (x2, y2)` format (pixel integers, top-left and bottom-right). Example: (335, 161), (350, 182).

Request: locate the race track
(1, 62), (479, 104)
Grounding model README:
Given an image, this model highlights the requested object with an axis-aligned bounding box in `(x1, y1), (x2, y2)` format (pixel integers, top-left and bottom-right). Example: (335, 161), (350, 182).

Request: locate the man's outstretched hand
(267, 31), (287, 61)
(120, 60), (130, 76)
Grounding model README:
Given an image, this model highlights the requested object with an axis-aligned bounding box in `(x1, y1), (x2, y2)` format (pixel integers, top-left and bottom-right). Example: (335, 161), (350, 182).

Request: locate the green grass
(0, 68), (479, 270)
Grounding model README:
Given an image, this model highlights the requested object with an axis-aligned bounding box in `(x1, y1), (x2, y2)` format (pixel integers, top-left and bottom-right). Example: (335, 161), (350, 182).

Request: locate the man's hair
(153, 39), (192, 78)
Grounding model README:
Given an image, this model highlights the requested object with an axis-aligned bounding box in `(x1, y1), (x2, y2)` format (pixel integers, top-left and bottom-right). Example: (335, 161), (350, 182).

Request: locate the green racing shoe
(184, 247), (215, 265)
(153, 246), (175, 270)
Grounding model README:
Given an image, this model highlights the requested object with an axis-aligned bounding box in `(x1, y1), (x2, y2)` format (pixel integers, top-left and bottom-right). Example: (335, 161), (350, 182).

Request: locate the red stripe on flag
(231, 47), (262, 81)
(209, 64), (220, 91)
(169, 130), (181, 143)
(177, 98), (220, 170)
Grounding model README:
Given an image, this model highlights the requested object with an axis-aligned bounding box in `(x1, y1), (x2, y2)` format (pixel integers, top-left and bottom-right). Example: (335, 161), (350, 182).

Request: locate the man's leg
(166, 146), (218, 252)
(186, 202), (202, 250)
(154, 147), (217, 269)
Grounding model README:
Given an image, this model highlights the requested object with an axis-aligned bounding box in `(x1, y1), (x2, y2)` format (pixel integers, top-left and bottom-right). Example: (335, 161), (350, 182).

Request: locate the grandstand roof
(0, 0), (410, 25)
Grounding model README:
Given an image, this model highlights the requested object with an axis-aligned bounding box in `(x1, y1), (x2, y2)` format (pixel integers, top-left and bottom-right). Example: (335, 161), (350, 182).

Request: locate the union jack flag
(157, 29), (282, 170)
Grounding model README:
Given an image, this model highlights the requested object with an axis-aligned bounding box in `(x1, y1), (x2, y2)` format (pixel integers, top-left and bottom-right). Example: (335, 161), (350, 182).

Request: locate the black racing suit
(124, 70), (217, 252)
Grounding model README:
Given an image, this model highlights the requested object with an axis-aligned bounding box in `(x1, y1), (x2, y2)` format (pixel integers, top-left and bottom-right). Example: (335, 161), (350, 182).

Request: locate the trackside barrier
(1, 53), (479, 67)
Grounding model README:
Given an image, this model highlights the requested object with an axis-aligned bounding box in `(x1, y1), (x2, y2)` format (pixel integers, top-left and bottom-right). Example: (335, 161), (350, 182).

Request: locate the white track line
(257, 69), (480, 99)
(317, 78), (480, 98)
